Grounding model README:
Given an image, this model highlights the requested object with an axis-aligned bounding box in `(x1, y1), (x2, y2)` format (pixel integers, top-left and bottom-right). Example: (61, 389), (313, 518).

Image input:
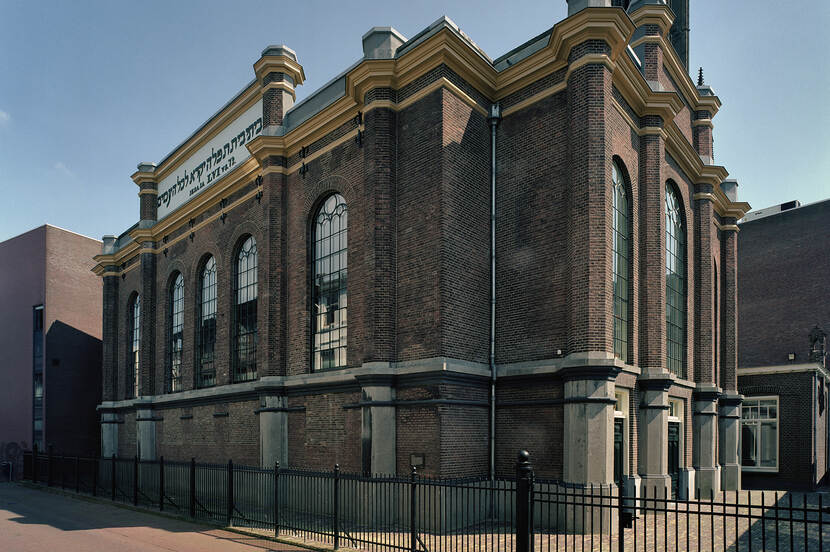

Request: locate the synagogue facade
(94, 0), (750, 500)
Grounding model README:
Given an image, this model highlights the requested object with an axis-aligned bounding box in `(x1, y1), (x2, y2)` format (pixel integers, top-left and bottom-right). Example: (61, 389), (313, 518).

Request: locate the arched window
(233, 236), (258, 382)
(197, 256), (217, 388)
(666, 184), (687, 378)
(128, 294), (140, 398)
(612, 161), (630, 363)
(167, 273), (184, 392)
(312, 194), (348, 371)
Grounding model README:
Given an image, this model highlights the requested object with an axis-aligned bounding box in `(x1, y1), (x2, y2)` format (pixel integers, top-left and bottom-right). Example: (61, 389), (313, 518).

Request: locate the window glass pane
(760, 422), (777, 467)
(198, 257), (217, 387)
(665, 185), (686, 378)
(233, 237), (258, 382)
(312, 194), (348, 371)
(612, 162), (630, 363)
(741, 424), (758, 466)
(167, 274), (184, 392)
(127, 295), (140, 398)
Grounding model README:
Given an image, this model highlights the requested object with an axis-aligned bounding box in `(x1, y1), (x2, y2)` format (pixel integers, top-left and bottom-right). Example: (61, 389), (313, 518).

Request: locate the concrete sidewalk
(0, 483), (309, 552)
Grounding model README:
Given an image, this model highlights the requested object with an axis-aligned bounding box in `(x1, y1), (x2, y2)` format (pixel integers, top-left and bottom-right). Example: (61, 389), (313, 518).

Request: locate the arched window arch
(233, 236), (258, 382)
(167, 273), (184, 392)
(128, 294), (140, 398)
(312, 193), (348, 371)
(197, 256), (217, 388)
(666, 183), (687, 378)
(612, 160), (631, 363)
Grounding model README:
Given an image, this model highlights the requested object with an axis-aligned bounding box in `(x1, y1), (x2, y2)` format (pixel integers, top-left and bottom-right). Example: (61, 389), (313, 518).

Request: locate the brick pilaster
(721, 222), (738, 392)
(139, 246), (157, 396)
(254, 45), (305, 134)
(692, 110), (713, 162)
(637, 120), (665, 372)
(694, 186), (715, 384)
(102, 272), (120, 401)
(134, 163), (158, 224)
(566, 39), (613, 355)
(363, 94), (396, 362)
(262, 157), (286, 376)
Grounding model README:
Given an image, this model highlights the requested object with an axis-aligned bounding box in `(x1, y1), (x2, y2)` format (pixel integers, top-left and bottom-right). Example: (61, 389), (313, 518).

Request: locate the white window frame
(740, 396), (779, 473)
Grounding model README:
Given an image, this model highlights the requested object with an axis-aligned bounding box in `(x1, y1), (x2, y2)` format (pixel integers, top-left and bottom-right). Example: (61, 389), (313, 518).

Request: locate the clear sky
(1, 1), (828, 242)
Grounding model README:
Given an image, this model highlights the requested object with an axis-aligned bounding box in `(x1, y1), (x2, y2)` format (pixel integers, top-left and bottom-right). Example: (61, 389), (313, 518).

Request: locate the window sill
(741, 467), (778, 473)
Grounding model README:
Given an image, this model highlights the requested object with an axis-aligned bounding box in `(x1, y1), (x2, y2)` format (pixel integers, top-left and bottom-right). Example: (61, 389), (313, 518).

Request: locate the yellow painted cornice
(547, 7), (635, 63)
(129, 228), (155, 243)
(246, 135), (287, 164)
(614, 54), (683, 122)
(131, 170), (156, 187)
(628, 3), (674, 36)
(253, 54), (305, 86)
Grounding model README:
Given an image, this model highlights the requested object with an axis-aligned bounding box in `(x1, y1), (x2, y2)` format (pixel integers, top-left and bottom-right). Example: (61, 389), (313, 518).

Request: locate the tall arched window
(612, 161), (630, 363)
(666, 184), (687, 378)
(167, 273), (184, 392)
(197, 256), (217, 388)
(312, 194), (348, 371)
(128, 294), (140, 398)
(233, 236), (258, 382)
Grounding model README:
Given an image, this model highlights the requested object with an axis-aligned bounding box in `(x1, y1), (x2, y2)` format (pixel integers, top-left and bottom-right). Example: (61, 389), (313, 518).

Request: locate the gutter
(488, 103), (501, 480)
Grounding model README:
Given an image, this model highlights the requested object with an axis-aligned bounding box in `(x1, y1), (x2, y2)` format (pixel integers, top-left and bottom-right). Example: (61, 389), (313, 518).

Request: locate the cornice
(614, 54), (683, 122)
(131, 170), (157, 187)
(252, 54), (305, 85)
(107, 8), (746, 273)
(551, 7), (635, 61)
(261, 81), (296, 99)
(628, 3), (674, 35)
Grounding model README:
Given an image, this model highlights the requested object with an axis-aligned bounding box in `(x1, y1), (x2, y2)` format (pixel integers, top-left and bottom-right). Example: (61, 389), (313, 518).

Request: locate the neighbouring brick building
(738, 198), (830, 490)
(94, 0), (750, 500)
(0, 225), (103, 477)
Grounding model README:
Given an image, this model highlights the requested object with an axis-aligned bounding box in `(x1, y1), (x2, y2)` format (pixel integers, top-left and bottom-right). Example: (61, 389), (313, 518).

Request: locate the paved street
(0, 483), (305, 552)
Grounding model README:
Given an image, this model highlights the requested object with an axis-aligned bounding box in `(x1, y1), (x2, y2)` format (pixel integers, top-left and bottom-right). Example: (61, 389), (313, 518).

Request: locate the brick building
(94, 0), (750, 500)
(0, 225), (102, 476)
(738, 199), (830, 490)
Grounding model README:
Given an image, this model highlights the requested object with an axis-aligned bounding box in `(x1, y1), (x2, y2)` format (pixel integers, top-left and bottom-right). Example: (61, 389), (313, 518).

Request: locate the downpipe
(488, 103), (501, 481)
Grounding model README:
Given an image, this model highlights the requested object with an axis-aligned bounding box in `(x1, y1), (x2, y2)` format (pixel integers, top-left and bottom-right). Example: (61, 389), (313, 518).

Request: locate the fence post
(274, 461), (280, 537)
(189, 457), (196, 518)
(32, 444), (38, 483)
(75, 456), (80, 493)
(516, 450), (533, 552)
(159, 456), (165, 511)
(92, 456), (98, 497)
(410, 466), (417, 552)
(227, 459), (234, 527)
(111, 454), (116, 501)
(618, 480), (624, 552)
(133, 455), (139, 506)
(47, 446), (54, 487)
(333, 464), (340, 550)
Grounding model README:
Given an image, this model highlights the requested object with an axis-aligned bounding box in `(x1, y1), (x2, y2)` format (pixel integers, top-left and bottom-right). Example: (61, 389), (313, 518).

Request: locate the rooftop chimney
(567, 0), (611, 17)
(362, 27), (407, 59)
(720, 179), (738, 202)
(102, 235), (117, 255)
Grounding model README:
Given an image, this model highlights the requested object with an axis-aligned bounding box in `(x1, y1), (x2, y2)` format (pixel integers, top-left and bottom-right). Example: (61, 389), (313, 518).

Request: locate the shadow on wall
(45, 320), (103, 457)
(0, 441), (28, 481)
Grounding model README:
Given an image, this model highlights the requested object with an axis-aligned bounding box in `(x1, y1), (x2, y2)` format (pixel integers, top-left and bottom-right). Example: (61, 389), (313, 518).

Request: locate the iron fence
(20, 447), (830, 551)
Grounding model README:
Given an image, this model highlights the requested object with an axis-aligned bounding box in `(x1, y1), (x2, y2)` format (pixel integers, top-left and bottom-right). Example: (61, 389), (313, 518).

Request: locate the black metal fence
(21, 447), (830, 551)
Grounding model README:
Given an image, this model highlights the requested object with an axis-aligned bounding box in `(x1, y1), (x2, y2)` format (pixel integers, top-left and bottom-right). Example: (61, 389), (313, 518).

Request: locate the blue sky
(1, 0), (827, 242)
